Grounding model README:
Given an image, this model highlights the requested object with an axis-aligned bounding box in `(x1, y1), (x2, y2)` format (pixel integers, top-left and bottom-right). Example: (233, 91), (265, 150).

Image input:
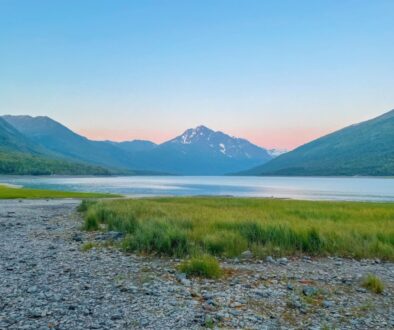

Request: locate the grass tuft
(81, 242), (96, 251)
(178, 255), (222, 278)
(361, 274), (385, 294)
(84, 213), (100, 231)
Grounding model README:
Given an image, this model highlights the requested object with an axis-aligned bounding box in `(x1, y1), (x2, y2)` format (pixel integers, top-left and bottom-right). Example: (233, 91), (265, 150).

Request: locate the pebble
(266, 256), (275, 263)
(278, 257), (288, 265)
(240, 250), (253, 259)
(303, 286), (318, 296)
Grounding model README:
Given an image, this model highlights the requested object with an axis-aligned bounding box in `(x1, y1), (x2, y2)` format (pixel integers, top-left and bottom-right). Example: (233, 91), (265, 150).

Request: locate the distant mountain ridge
(0, 117), (110, 175)
(113, 140), (157, 153)
(3, 115), (138, 171)
(1, 116), (273, 175)
(243, 109), (394, 176)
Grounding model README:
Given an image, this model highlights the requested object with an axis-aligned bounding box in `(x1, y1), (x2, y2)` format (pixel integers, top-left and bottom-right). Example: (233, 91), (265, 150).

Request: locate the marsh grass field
(0, 184), (117, 199)
(81, 197), (394, 261)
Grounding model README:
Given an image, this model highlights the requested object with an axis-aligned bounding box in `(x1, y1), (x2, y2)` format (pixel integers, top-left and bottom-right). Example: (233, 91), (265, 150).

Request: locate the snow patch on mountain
(219, 143), (226, 154)
(268, 148), (288, 157)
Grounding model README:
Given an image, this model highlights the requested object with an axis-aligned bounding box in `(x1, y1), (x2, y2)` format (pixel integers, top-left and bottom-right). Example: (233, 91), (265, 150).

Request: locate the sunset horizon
(3, 109), (387, 150)
(2, 1), (393, 150)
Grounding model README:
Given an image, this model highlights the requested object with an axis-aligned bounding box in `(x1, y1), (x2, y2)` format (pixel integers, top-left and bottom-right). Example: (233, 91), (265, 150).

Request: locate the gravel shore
(0, 199), (393, 329)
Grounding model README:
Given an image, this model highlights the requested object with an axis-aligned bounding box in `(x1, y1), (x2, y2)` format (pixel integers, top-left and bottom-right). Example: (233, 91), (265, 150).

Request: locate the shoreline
(1, 175), (394, 203)
(0, 182), (22, 188)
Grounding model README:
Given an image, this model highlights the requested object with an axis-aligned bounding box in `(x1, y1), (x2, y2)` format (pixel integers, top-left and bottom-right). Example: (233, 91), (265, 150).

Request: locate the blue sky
(1, 0), (393, 148)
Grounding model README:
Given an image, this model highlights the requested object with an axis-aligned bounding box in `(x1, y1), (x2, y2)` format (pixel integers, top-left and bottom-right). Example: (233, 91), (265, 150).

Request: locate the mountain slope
(2, 115), (137, 171)
(244, 109), (394, 176)
(0, 152), (110, 175)
(129, 126), (272, 175)
(0, 118), (109, 175)
(0, 117), (44, 154)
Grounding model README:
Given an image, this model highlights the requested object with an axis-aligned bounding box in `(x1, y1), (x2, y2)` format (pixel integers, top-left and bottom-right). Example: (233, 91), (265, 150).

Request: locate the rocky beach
(0, 199), (393, 329)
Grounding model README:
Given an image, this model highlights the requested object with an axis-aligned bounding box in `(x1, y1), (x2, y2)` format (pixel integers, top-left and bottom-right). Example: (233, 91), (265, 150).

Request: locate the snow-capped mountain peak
(168, 125), (272, 162)
(175, 125), (214, 145)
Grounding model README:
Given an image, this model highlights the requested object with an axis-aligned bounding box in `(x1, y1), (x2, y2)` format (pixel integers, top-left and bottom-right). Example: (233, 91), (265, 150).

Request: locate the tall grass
(81, 197), (394, 260)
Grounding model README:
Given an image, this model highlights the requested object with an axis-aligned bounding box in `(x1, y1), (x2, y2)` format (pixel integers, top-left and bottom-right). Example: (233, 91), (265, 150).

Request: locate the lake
(0, 176), (393, 202)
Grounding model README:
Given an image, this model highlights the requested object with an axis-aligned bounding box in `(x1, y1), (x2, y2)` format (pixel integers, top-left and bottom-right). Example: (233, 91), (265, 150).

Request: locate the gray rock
(27, 286), (38, 293)
(72, 233), (83, 242)
(240, 250), (253, 259)
(95, 231), (124, 241)
(303, 286), (318, 296)
(278, 257), (288, 265)
(110, 312), (123, 320)
(180, 278), (191, 286)
(27, 308), (43, 319)
(176, 272), (187, 281)
(266, 256), (275, 263)
(252, 289), (271, 298)
(230, 309), (241, 316)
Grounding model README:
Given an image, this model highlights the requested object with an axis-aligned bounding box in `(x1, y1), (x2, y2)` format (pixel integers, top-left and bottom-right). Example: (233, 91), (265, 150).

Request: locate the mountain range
(1, 109), (393, 176)
(243, 109), (394, 176)
(0, 116), (273, 175)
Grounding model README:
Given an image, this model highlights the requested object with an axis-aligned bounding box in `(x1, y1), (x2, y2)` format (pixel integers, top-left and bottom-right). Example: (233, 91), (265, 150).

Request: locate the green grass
(0, 184), (118, 199)
(178, 255), (222, 279)
(80, 197), (394, 260)
(81, 242), (96, 251)
(361, 274), (385, 294)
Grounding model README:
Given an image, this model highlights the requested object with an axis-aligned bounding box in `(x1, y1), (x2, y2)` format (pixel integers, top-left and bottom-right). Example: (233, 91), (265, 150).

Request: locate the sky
(1, 0), (394, 150)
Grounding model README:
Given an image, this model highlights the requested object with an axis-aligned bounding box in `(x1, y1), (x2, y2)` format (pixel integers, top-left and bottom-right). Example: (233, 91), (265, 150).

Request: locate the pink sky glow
(76, 126), (332, 151)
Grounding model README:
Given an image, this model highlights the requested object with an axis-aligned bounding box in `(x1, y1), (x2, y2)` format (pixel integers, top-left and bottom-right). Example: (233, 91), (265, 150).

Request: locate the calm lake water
(1, 176), (394, 202)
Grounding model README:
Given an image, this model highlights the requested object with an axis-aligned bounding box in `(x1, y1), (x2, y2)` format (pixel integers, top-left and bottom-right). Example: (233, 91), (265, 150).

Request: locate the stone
(322, 300), (333, 308)
(240, 250), (253, 259)
(27, 286), (38, 294)
(72, 233), (83, 242)
(278, 257), (288, 265)
(96, 231), (124, 241)
(176, 273), (187, 281)
(266, 256), (275, 263)
(303, 286), (318, 296)
(180, 278), (191, 286)
(110, 313), (123, 320)
(28, 308), (43, 319)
